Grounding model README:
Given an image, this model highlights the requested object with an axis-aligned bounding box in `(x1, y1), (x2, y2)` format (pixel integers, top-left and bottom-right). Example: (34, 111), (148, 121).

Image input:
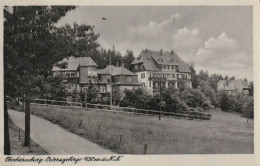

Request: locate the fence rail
(31, 99), (211, 120)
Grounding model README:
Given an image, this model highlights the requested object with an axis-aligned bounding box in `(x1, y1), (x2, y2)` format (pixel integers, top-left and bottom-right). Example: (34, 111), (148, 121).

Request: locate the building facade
(217, 79), (250, 95)
(52, 57), (140, 100)
(130, 49), (192, 94)
(52, 57), (98, 93)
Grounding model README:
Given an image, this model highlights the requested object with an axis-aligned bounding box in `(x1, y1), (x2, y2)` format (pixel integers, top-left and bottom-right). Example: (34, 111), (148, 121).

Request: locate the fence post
(45, 99), (47, 106)
(118, 135), (122, 147)
(19, 129), (21, 141)
(79, 120), (82, 127)
(96, 125), (101, 140)
(144, 144), (147, 155)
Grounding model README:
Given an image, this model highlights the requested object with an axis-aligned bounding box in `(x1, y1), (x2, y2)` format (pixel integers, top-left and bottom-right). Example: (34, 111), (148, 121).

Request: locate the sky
(57, 6), (253, 81)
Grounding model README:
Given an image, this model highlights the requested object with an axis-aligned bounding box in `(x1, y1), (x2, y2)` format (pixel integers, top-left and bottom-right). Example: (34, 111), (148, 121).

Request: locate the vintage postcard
(0, 0), (259, 166)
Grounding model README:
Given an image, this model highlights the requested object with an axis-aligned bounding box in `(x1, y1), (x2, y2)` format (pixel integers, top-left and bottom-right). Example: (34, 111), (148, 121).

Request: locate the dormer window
(169, 59), (175, 62)
(158, 58), (163, 62)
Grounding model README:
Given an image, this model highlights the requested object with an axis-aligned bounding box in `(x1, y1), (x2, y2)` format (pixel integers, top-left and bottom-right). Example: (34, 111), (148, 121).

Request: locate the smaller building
(52, 56), (98, 93)
(102, 64), (141, 92)
(217, 79), (250, 95)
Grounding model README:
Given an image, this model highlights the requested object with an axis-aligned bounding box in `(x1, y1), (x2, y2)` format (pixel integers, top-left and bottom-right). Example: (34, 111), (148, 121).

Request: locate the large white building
(130, 49), (192, 94)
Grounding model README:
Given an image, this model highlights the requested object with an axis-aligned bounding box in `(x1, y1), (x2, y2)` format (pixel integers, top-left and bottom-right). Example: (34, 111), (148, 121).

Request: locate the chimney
(226, 78), (229, 86)
(171, 50), (174, 55)
(121, 62), (125, 67)
(145, 48), (148, 53)
(116, 61), (119, 67)
(160, 49), (163, 56)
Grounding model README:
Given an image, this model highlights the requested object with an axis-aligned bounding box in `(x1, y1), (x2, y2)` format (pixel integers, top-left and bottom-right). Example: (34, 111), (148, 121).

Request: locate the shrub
(243, 97), (254, 119)
(177, 88), (212, 109)
(219, 91), (231, 111)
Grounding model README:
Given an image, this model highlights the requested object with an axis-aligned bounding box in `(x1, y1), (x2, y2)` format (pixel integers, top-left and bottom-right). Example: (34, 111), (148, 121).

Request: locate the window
(100, 85), (106, 93)
(163, 74), (166, 78)
(172, 74), (175, 78)
(172, 66), (175, 70)
(141, 73), (145, 78)
(158, 58), (163, 62)
(149, 82), (151, 87)
(134, 65), (138, 69)
(168, 65), (170, 70)
(169, 59), (175, 62)
(126, 76), (132, 82)
(53, 72), (58, 76)
(67, 83), (74, 88)
(142, 83), (145, 87)
(82, 87), (87, 92)
(164, 65), (167, 69)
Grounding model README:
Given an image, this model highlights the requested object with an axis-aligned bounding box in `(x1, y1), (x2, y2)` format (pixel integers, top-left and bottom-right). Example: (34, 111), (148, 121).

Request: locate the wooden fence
(31, 99), (211, 120)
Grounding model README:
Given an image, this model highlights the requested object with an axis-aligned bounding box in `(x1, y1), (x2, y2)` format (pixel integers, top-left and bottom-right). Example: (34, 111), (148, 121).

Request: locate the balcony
(149, 77), (166, 81)
(177, 78), (191, 83)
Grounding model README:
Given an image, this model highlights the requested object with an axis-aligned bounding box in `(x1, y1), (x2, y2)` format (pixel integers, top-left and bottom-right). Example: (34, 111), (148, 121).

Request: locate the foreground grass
(30, 105), (253, 154)
(9, 118), (48, 155)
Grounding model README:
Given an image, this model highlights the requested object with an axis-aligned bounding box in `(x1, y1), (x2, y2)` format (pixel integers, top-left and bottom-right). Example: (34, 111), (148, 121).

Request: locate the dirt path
(8, 109), (115, 155)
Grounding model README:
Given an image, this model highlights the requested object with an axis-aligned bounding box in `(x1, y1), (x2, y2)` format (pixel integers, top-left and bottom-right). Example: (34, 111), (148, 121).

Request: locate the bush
(219, 91), (231, 111)
(177, 88), (212, 109)
(243, 97), (254, 119)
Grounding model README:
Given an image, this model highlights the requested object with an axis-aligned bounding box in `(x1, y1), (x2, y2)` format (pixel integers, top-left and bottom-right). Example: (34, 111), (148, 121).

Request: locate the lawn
(30, 104), (253, 154)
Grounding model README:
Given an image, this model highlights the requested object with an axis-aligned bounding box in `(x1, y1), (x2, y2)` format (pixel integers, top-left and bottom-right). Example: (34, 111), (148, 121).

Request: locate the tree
(249, 82), (254, 96)
(230, 76), (235, 80)
(4, 94), (10, 155)
(244, 97), (254, 123)
(4, 6), (99, 147)
(198, 80), (218, 107)
(38, 75), (68, 100)
(189, 64), (199, 88)
(113, 87), (124, 106)
(86, 81), (99, 103)
(123, 50), (135, 69)
(219, 91), (231, 111)
(80, 90), (86, 107)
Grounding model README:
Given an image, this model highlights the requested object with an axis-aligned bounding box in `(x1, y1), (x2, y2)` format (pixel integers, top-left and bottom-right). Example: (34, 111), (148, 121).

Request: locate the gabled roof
(217, 79), (249, 91)
(104, 65), (137, 76)
(97, 69), (110, 75)
(52, 57), (97, 71)
(131, 50), (190, 72)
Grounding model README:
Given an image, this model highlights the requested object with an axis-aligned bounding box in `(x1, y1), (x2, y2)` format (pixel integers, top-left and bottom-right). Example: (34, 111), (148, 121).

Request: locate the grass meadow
(30, 104), (253, 154)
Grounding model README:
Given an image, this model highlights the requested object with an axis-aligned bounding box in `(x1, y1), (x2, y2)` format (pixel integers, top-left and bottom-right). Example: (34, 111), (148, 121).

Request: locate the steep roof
(104, 65), (136, 76)
(217, 79), (249, 91)
(131, 50), (190, 72)
(52, 57), (97, 71)
(97, 69), (110, 75)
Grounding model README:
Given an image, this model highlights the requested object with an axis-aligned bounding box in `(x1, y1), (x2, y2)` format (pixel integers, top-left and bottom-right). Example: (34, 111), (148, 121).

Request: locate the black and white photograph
(1, 2), (259, 166)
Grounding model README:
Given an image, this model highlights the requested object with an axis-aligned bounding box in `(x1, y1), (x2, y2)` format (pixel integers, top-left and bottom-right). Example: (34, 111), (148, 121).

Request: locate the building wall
(79, 66), (98, 83)
(99, 74), (110, 84)
(113, 75), (139, 85)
